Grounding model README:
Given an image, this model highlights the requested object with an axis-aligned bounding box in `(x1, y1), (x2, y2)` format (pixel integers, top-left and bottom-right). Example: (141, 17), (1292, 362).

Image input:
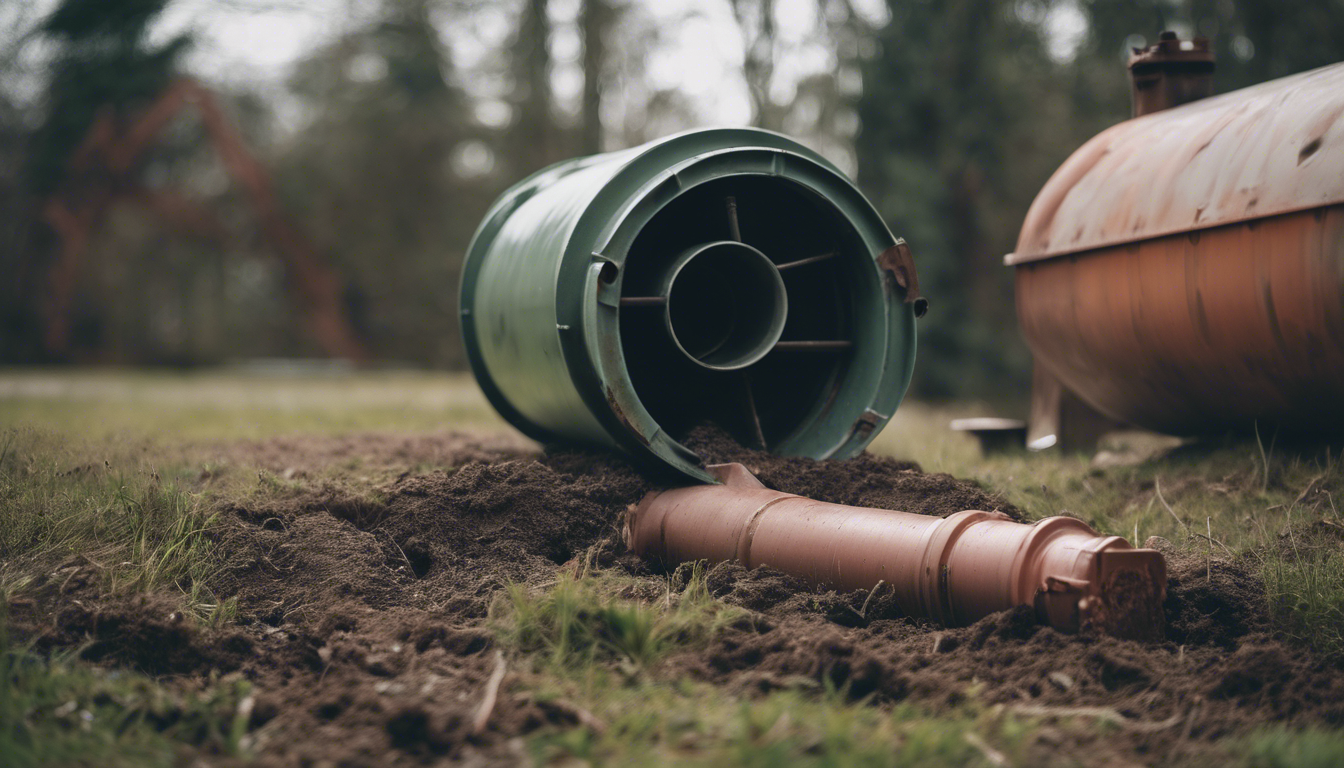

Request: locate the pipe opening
(661, 242), (787, 370)
(619, 174), (860, 450)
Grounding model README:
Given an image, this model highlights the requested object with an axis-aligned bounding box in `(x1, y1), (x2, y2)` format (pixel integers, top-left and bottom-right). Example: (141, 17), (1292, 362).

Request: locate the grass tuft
(526, 682), (1033, 767)
(0, 428), (226, 620)
(495, 564), (742, 670)
(1261, 539), (1344, 661)
(1241, 726), (1344, 768)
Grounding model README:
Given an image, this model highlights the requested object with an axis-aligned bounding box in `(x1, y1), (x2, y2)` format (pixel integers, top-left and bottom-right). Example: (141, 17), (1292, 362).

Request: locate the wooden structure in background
(42, 77), (367, 361)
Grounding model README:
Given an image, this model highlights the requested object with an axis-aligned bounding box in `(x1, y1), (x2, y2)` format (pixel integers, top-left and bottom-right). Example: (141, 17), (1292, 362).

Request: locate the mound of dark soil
(13, 428), (1339, 766)
(681, 424), (1021, 519)
(674, 549), (1344, 764)
(15, 589), (254, 676)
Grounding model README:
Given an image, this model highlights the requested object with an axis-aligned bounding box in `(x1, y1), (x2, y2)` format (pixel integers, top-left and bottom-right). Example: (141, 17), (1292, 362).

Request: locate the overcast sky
(17, 0), (889, 116)
(143, 0), (895, 125)
(13, 0), (1086, 132)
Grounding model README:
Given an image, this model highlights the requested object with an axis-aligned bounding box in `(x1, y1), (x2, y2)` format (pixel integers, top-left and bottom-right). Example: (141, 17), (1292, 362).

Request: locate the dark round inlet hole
(662, 241), (787, 370)
(598, 261), (619, 284)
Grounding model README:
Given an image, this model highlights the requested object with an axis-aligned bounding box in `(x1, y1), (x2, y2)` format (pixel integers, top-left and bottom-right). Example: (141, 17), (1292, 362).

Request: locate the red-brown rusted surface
(1127, 32), (1215, 117)
(1011, 63), (1344, 263)
(625, 464), (1167, 639)
(1009, 61), (1344, 436)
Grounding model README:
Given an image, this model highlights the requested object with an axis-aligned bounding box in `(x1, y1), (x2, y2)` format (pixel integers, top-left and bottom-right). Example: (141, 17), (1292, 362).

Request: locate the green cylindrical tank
(460, 128), (919, 482)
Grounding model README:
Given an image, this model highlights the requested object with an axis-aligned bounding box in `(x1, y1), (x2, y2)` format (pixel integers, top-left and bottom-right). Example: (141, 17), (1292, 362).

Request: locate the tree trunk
(513, 0), (556, 173)
(580, 0), (611, 155)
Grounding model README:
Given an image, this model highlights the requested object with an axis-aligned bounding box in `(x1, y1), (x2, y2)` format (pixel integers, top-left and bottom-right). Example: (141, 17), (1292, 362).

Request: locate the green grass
(498, 567), (1036, 767)
(0, 368), (506, 440)
(525, 680), (1036, 767)
(1261, 527), (1344, 661)
(0, 428), (234, 622)
(1240, 726), (1344, 768)
(875, 403), (1340, 546)
(0, 603), (253, 768)
(4, 369), (1344, 765)
(495, 564), (744, 671)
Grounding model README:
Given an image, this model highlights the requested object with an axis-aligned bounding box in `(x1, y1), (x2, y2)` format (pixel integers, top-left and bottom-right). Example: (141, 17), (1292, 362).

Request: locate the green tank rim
(460, 128), (917, 481)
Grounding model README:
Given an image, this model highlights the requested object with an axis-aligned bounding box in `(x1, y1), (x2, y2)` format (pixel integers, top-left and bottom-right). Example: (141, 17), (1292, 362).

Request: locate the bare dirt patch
(199, 429), (536, 477)
(12, 427), (1339, 766)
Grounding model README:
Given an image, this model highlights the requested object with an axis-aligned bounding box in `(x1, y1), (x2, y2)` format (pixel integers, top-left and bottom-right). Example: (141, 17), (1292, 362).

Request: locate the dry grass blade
(472, 650), (508, 735)
(1012, 704), (1184, 733)
(1293, 473), (1327, 509)
(1206, 517), (1213, 581)
(848, 579), (889, 620)
(1155, 477), (1191, 537)
(963, 731), (1008, 767)
(379, 530), (413, 573)
(1190, 531), (1235, 560)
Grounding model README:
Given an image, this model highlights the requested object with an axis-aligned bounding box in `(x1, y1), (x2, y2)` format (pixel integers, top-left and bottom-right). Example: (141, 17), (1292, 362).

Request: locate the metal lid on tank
(1006, 62), (1344, 265)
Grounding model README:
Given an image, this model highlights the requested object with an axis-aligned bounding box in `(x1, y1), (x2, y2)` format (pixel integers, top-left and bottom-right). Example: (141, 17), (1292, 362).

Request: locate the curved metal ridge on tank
(1008, 60), (1344, 437)
(1008, 62), (1344, 264)
(460, 129), (920, 482)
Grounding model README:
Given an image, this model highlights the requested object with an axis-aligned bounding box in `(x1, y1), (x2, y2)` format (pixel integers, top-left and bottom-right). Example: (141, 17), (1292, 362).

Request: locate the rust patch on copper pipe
(626, 464), (1166, 640)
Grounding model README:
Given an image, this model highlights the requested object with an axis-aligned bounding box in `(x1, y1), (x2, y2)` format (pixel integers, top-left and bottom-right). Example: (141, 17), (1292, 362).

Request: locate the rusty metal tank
(1008, 56), (1344, 438)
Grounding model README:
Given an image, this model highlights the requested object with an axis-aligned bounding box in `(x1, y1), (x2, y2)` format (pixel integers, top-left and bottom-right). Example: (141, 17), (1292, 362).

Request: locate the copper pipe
(625, 464), (1166, 640)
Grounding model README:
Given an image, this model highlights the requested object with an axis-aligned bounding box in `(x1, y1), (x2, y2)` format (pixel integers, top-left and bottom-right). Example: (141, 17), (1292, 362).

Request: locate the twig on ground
(859, 580), (887, 618)
(518, 693), (608, 734)
(472, 650), (508, 736)
(1293, 474), (1327, 510)
(1175, 700), (1202, 759)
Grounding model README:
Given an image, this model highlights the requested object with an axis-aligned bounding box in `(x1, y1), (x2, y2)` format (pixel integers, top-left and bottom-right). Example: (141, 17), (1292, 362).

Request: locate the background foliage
(2, 0), (1343, 399)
